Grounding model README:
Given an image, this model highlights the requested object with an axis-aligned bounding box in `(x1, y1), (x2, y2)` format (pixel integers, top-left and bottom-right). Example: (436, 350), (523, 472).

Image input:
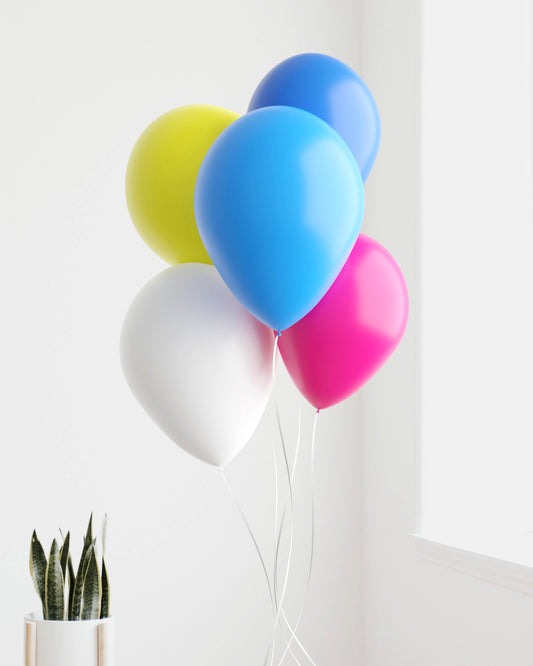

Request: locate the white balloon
(120, 263), (275, 467)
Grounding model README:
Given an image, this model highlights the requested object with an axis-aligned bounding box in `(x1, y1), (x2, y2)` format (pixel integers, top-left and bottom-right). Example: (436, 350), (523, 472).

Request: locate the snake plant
(30, 514), (110, 621)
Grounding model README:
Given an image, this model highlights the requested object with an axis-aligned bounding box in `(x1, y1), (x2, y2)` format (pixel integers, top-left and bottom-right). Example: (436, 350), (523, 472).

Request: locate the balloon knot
(276, 329), (282, 337)
(316, 408), (320, 414)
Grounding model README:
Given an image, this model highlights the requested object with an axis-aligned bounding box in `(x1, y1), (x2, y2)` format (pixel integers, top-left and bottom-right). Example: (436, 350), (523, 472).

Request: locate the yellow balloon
(126, 104), (239, 265)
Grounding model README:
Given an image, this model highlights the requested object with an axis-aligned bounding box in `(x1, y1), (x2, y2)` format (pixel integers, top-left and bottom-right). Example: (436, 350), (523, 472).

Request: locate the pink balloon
(278, 234), (409, 409)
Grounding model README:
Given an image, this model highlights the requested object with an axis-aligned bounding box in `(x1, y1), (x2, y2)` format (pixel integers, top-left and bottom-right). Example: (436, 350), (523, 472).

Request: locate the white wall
(359, 1), (533, 664)
(419, 0), (533, 563)
(0, 1), (364, 664)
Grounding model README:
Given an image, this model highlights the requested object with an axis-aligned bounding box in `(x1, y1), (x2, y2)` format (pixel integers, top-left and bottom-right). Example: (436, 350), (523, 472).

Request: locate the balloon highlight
(126, 104), (239, 265)
(249, 53), (381, 182)
(194, 105), (364, 331)
(120, 264), (274, 467)
(278, 235), (409, 409)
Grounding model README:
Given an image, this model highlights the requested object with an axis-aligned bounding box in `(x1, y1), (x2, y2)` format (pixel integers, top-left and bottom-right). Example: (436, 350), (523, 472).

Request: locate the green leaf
(81, 547), (101, 620)
(70, 518), (94, 620)
(71, 542), (95, 621)
(67, 554), (76, 621)
(85, 513), (93, 544)
(45, 539), (64, 621)
(29, 531), (47, 619)
(31, 513), (109, 623)
(59, 531), (70, 581)
(100, 557), (110, 619)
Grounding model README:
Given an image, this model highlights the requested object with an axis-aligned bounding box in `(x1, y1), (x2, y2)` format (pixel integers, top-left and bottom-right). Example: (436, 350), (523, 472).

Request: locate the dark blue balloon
(248, 53), (380, 183)
(194, 106), (364, 332)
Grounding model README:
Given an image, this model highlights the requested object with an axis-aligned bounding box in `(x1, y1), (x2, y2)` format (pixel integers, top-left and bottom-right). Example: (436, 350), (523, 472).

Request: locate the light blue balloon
(194, 106), (364, 331)
(249, 53), (381, 183)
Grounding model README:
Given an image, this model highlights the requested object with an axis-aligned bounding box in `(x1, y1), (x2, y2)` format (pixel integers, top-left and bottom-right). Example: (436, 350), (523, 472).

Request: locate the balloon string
(272, 330), (280, 379)
(266, 397), (302, 666)
(273, 403), (317, 665)
(272, 334), (280, 540)
(291, 396), (302, 484)
(218, 468), (275, 615)
(272, 511), (307, 665)
(220, 337), (313, 665)
(268, 401), (299, 666)
(273, 512), (315, 665)
(277, 409), (320, 666)
(272, 437), (280, 542)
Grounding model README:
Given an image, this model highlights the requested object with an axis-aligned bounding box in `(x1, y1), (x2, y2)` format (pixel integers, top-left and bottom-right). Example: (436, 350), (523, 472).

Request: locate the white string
(219, 334), (315, 665)
(273, 395), (301, 604)
(272, 335), (280, 541)
(272, 333), (279, 376)
(272, 442), (279, 540)
(277, 410), (320, 666)
(218, 468), (275, 614)
(273, 510), (309, 664)
(273, 390), (301, 551)
(272, 509), (315, 665)
(271, 399), (320, 665)
(268, 401), (296, 665)
(273, 395), (300, 606)
(291, 396), (302, 484)
(268, 397), (303, 666)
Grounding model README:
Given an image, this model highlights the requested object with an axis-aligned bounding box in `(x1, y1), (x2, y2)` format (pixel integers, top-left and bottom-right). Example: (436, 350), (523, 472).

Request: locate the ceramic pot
(24, 613), (114, 666)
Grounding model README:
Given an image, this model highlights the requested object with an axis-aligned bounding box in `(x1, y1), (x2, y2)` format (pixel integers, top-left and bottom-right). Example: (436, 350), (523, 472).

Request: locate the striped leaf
(69, 555), (84, 620)
(85, 514), (93, 544)
(31, 514), (110, 623)
(59, 531), (70, 580)
(100, 557), (110, 618)
(81, 547), (101, 620)
(29, 531), (47, 619)
(67, 554), (76, 621)
(45, 539), (65, 620)
(70, 518), (94, 620)
(71, 541), (95, 621)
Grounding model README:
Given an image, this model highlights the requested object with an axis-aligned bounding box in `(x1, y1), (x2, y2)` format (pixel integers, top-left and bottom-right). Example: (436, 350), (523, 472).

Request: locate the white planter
(24, 613), (114, 666)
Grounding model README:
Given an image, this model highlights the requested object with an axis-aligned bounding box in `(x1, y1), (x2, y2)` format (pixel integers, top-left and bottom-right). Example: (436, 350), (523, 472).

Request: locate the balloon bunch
(121, 53), (409, 468)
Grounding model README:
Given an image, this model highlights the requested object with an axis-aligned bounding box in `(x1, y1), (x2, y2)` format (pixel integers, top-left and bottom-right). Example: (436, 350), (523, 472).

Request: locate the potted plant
(25, 514), (113, 666)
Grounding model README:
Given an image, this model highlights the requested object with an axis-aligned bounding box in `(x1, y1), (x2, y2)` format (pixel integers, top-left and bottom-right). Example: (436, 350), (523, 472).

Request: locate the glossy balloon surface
(195, 106), (364, 331)
(279, 235), (409, 409)
(126, 105), (239, 265)
(120, 263), (274, 467)
(248, 53), (380, 182)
